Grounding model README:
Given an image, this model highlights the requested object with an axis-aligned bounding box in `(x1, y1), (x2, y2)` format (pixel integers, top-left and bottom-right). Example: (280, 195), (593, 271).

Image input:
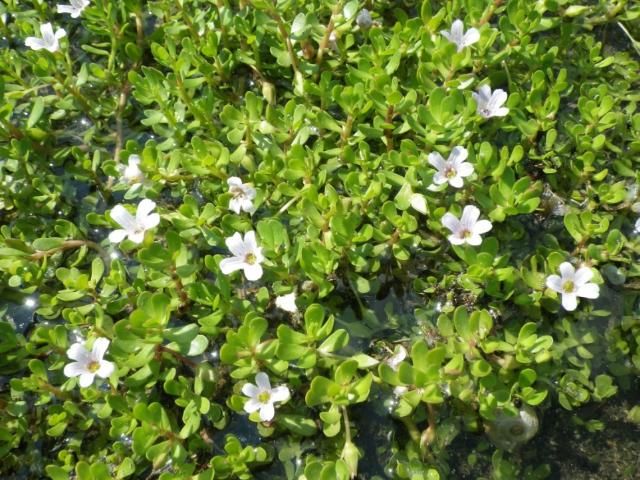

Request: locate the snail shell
(485, 405), (539, 451)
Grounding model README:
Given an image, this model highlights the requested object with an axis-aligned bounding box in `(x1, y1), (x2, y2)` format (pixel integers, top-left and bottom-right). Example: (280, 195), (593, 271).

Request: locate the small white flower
(441, 19), (480, 52)
(25, 23), (66, 53)
(242, 372), (290, 422)
(386, 345), (407, 371)
(57, 0), (90, 18)
(275, 292), (298, 313)
(546, 262), (600, 311)
(108, 198), (160, 244)
(120, 154), (144, 185)
(219, 231), (264, 281)
(409, 193), (427, 214)
(441, 205), (492, 246)
(428, 146), (474, 189)
(472, 84), (509, 118)
(227, 177), (256, 214)
(63, 338), (115, 388)
(393, 385), (408, 396)
(634, 217), (640, 233)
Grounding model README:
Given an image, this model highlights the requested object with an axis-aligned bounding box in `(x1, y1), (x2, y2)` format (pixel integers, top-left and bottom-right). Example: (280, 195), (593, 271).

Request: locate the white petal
(576, 283), (599, 299)
(240, 198), (255, 213)
(466, 233), (483, 246)
(546, 274), (563, 293)
(219, 256), (246, 275)
(432, 172), (448, 185)
(227, 176), (242, 188)
(66, 342), (89, 362)
(57, 5), (75, 14)
(96, 360), (114, 379)
(461, 205), (481, 229)
(54, 28), (66, 40)
(270, 386), (291, 403)
(462, 28), (480, 47)
(64, 361), (87, 378)
(244, 398), (262, 414)
(428, 152), (445, 171)
(244, 186), (257, 200)
(136, 199), (157, 224)
(255, 372), (271, 391)
(225, 232), (245, 256)
(489, 90), (508, 111)
(25, 37), (45, 50)
(441, 213), (460, 233)
(448, 175), (464, 188)
(91, 338), (110, 362)
(574, 267), (594, 286)
(473, 219), (492, 235)
(493, 107), (509, 117)
(127, 230), (145, 244)
(561, 293), (578, 311)
(559, 262), (575, 281)
(478, 84), (492, 101)
(259, 402), (275, 422)
(448, 234), (466, 245)
(244, 231), (258, 251)
(40, 23), (54, 39)
(275, 292), (298, 313)
(108, 229), (128, 243)
(242, 383), (259, 398)
(251, 245), (264, 263)
(79, 372), (96, 387)
(456, 162), (474, 177)
(243, 263), (263, 281)
(450, 19), (464, 43)
(140, 213), (160, 230)
(110, 205), (136, 232)
(449, 146), (468, 165)
(228, 198), (242, 214)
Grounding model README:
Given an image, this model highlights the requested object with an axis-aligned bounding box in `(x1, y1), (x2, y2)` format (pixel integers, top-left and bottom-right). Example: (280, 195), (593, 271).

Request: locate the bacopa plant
(1, 0), (640, 479)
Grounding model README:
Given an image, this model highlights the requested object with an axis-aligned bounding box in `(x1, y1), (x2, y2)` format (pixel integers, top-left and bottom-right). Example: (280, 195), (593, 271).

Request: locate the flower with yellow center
(63, 338), (115, 388)
(241, 372), (290, 422)
(428, 146), (474, 189)
(441, 205), (492, 246)
(546, 262), (600, 311)
(219, 231), (265, 281)
(227, 177), (256, 214)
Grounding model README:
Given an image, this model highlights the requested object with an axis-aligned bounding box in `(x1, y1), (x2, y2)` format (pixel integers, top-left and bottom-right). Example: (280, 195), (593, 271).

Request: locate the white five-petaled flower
(428, 146), (474, 189)
(242, 372), (290, 422)
(25, 23), (66, 53)
(546, 262), (600, 311)
(441, 19), (480, 52)
(227, 177), (256, 214)
(108, 198), (160, 244)
(386, 345), (407, 371)
(441, 205), (492, 246)
(220, 231), (264, 281)
(275, 292), (298, 313)
(120, 154), (144, 185)
(472, 85), (509, 118)
(57, 0), (90, 18)
(63, 338), (115, 388)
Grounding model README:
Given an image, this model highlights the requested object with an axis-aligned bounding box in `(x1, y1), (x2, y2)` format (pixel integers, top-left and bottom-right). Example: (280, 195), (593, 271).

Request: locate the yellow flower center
(245, 253), (256, 265)
(230, 186), (244, 198)
(258, 391), (271, 403)
(445, 166), (457, 178)
(563, 281), (575, 293)
(461, 229), (472, 238)
(87, 361), (100, 373)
